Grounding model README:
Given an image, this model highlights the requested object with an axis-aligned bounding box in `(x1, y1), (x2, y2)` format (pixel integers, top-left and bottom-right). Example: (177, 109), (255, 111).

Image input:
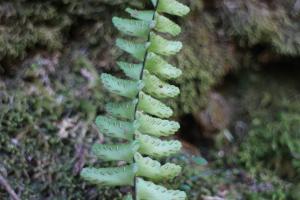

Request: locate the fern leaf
(112, 17), (151, 38)
(125, 8), (181, 36)
(136, 178), (187, 200)
(152, 0), (190, 17)
(137, 112), (180, 137)
(82, 0), (191, 197)
(149, 32), (182, 56)
(80, 165), (137, 186)
(136, 133), (182, 158)
(117, 61), (143, 80)
(105, 99), (138, 120)
(125, 8), (154, 21)
(145, 52), (182, 79)
(116, 38), (147, 61)
(155, 14), (181, 36)
(143, 70), (180, 99)
(101, 73), (144, 98)
(95, 116), (137, 140)
(138, 91), (173, 118)
(135, 152), (181, 181)
(92, 141), (140, 162)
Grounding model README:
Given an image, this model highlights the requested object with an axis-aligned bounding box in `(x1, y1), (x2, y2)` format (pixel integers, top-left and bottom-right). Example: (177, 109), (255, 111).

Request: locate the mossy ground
(1, 0), (300, 199)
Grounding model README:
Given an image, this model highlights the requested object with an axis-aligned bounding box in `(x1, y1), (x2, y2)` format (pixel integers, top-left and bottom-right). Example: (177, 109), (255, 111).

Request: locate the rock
(194, 92), (231, 135)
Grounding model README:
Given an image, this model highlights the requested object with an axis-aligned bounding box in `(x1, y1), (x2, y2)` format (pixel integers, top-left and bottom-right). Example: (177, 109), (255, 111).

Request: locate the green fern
(81, 0), (190, 199)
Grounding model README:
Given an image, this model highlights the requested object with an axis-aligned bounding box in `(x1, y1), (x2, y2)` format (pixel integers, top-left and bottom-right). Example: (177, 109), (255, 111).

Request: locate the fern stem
(133, 1), (160, 199)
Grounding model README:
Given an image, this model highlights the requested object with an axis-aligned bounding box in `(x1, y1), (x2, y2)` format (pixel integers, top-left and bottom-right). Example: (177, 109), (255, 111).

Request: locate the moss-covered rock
(221, 0), (300, 56)
(0, 0), (143, 69)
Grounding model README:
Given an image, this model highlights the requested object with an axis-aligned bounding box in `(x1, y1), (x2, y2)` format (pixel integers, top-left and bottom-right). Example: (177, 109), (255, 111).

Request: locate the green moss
(223, 0), (300, 56)
(0, 0), (140, 65)
(171, 14), (237, 114)
(239, 87), (300, 180)
(0, 53), (107, 199)
(0, 2), (68, 62)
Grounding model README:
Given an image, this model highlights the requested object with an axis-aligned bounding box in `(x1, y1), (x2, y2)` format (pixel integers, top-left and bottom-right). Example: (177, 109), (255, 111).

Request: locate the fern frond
(117, 61), (143, 80)
(143, 70), (180, 99)
(81, 165), (137, 186)
(81, 0), (191, 198)
(95, 116), (137, 140)
(136, 133), (182, 158)
(155, 14), (181, 36)
(149, 32), (182, 56)
(92, 141), (140, 162)
(112, 17), (151, 38)
(135, 152), (181, 181)
(125, 8), (155, 21)
(137, 112), (180, 137)
(125, 8), (181, 36)
(105, 99), (138, 120)
(138, 91), (173, 118)
(136, 178), (187, 200)
(152, 0), (190, 16)
(101, 73), (144, 98)
(116, 38), (147, 61)
(145, 52), (182, 79)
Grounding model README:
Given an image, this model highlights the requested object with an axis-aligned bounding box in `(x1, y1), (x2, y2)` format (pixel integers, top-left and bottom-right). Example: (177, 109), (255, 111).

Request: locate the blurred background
(0, 0), (299, 199)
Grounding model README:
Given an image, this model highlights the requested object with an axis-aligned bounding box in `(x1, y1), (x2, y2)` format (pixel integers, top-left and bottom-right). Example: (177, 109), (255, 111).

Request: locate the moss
(0, 53), (107, 199)
(0, 2), (69, 62)
(200, 167), (293, 200)
(0, 0), (142, 66)
(237, 72), (300, 181)
(171, 13), (237, 114)
(222, 0), (300, 56)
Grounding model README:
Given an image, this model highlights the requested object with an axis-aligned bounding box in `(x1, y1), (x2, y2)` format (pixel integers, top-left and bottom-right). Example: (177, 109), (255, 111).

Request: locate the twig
(0, 174), (21, 200)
